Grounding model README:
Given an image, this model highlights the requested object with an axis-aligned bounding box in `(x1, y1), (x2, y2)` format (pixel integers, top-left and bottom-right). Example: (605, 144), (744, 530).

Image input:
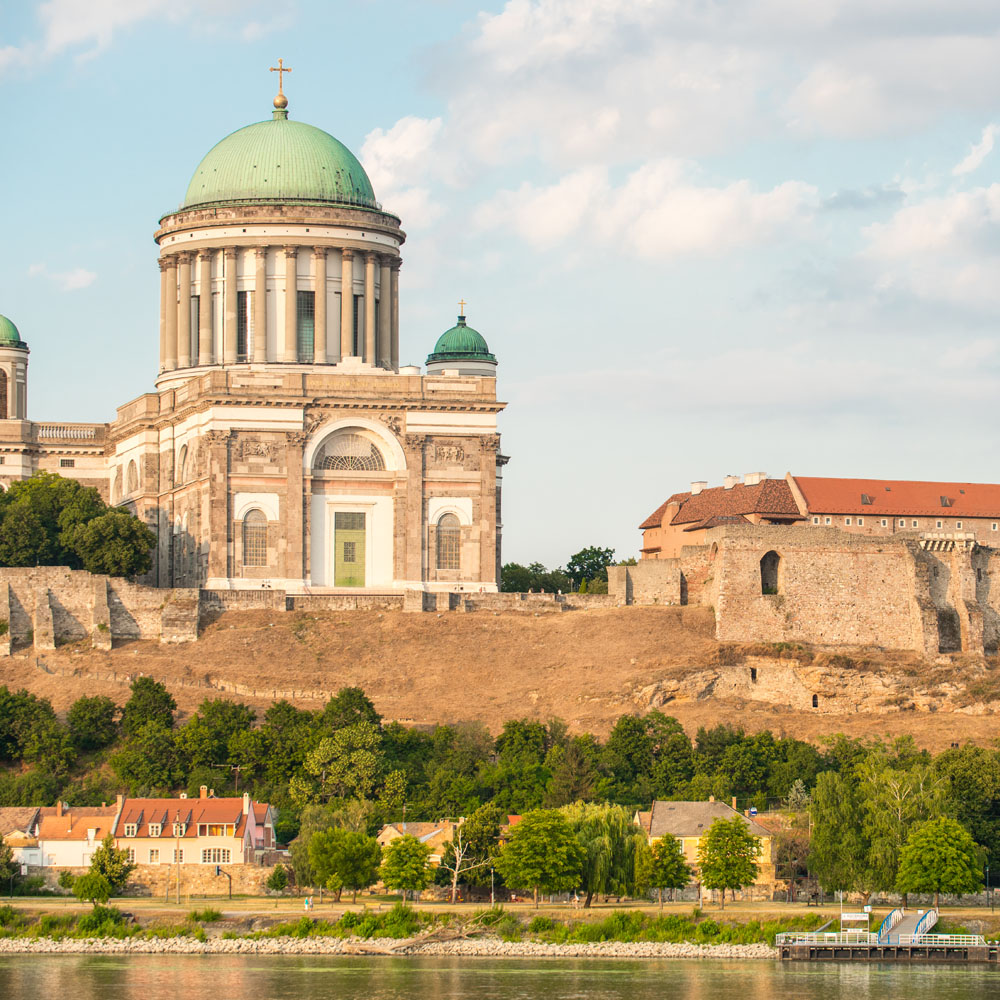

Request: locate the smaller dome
(0, 314), (26, 348)
(427, 316), (496, 364)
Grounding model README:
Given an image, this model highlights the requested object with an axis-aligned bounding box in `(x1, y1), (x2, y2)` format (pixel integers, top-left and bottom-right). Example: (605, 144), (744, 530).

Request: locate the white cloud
(361, 116), (445, 227)
(29, 263), (97, 291)
(861, 184), (1000, 305)
(954, 123), (1000, 176)
(475, 160), (817, 258)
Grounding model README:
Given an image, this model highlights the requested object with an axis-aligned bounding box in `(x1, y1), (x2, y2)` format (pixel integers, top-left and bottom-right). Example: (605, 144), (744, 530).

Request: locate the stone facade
(27, 863), (278, 897)
(611, 524), (1000, 657)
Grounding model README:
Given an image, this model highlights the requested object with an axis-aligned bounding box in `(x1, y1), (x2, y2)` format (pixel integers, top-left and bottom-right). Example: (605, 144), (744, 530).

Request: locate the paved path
(883, 912), (921, 943)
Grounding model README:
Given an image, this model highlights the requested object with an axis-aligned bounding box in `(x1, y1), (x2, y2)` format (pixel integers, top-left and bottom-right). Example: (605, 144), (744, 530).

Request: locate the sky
(2, 1), (1000, 569)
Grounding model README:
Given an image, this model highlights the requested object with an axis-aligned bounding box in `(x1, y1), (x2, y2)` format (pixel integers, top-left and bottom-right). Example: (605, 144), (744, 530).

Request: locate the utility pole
(175, 809), (181, 905)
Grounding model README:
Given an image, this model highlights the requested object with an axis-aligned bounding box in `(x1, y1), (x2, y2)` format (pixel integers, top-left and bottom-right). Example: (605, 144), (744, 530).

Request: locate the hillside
(2, 605), (998, 749)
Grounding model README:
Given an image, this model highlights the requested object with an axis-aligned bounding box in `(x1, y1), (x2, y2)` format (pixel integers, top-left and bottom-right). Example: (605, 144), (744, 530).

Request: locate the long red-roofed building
(640, 472), (1000, 558)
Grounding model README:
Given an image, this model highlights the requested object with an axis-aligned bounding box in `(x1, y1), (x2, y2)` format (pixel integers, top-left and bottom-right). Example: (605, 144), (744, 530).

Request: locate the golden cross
(458, 299), (467, 315)
(269, 58), (292, 94)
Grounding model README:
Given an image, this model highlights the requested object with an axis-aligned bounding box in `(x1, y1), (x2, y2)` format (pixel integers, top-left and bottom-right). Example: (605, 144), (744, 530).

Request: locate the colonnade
(157, 246), (400, 373)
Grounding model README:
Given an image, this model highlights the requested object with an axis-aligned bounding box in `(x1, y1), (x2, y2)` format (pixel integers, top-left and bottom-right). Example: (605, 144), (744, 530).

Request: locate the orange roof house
(376, 820), (458, 866)
(36, 803), (120, 867)
(113, 787), (275, 867)
(640, 474), (804, 558)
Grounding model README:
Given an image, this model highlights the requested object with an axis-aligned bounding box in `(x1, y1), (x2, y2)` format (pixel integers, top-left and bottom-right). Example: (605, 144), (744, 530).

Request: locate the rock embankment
(0, 935), (776, 960)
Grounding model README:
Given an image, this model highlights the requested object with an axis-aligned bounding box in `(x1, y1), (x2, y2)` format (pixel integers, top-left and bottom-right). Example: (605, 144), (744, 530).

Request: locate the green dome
(182, 109), (378, 211)
(427, 316), (496, 364)
(0, 313), (26, 348)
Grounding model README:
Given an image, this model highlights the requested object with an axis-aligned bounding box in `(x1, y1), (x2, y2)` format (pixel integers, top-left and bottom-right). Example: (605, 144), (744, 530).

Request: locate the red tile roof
(792, 477), (1000, 517)
(36, 806), (118, 842)
(115, 797), (253, 839)
(640, 480), (803, 529)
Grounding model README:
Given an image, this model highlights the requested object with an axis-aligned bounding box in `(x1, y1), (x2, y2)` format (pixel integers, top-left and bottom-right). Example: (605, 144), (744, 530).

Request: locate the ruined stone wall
(0, 567), (199, 647)
(608, 560), (682, 605)
(28, 863), (277, 897)
(706, 526), (931, 652)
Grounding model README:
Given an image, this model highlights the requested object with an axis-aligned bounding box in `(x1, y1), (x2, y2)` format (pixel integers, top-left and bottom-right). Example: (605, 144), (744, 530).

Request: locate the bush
(528, 915), (556, 933)
(189, 908), (222, 923)
(266, 864), (288, 892)
(35, 913), (75, 939)
(57, 870), (76, 890)
(73, 873), (113, 906)
(76, 905), (128, 937)
(0, 905), (19, 928)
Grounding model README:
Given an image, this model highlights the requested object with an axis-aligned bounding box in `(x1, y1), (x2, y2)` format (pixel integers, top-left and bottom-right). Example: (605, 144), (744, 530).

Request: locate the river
(0, 955), (997, 998)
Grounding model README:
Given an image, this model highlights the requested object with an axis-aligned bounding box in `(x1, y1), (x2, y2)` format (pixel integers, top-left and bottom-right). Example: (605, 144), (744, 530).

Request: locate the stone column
(223, 247), (239, 364)
(364, 253), (376, 364)
(177, 253), (192, 368)
(390, 260), (401, 371)
(163, 256), (178, 371)
(283, 246), (298, 362)
(313, 247), (327, 363)
(253, 247), (268, 362)
(378, 256), (392, 369)
(158, 258), (168, 372)
(203, 431), (231, 583)
(197, 250), (214, 366)
(340, 249), (354, 359)
(285, 431), (307, 583)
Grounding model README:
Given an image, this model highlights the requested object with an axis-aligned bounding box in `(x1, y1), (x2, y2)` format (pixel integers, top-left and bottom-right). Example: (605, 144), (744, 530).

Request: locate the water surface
(1, 955), (997, 999)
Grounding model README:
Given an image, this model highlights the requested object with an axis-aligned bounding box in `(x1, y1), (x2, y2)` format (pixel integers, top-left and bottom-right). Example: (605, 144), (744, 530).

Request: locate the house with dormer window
(112, 786), (275, 866)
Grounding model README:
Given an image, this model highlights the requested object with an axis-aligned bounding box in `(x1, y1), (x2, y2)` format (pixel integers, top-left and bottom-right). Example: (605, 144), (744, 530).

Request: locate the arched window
(126, 460), (139, 495)
(760, 551), (781, 595)
(0, 370), (7, 419)
(437, 513), (461, 571)
(177, 445), (188, 485)
(243, 509), (268, 567)
(314, 432), (386, 472)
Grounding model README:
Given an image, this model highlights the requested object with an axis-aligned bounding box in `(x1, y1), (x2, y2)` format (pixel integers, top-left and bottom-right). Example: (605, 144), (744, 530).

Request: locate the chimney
(744, 472), (767, 487)
(690, 481), (708, 495)
(723, 475), (740, 490)
(116, 794), (124, 812)
(708, 795), (715, 803)
(200, 785), (208, 799)
(56, 801), (63, 818)
(732, 797), (738, 810)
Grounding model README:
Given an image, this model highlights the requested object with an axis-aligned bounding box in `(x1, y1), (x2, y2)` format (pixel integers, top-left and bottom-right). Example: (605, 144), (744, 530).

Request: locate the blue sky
(2, 1), (1000, 568)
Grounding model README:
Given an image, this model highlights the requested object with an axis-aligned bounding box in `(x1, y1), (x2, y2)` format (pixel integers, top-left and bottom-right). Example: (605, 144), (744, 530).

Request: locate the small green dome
(0, 313), (26, 348)
(427, 316), (496, 364)
(181, 109), (378, 211)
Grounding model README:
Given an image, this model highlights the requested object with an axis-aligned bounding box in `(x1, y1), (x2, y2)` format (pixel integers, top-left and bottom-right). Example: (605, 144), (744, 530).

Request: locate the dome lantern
(426, 309), (498, 377)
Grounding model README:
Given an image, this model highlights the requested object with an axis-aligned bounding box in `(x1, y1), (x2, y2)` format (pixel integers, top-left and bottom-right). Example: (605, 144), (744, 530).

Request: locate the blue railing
(876, 908), (904, 942)
(913, 910), (939, 937)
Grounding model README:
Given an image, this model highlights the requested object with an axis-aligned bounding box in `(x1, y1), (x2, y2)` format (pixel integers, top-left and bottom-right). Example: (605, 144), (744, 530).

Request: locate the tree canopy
(896, 817), (984, 910)
(495, 809), (585, 907)
(697, 817), (760, 908)
(0, 472), (154, 576)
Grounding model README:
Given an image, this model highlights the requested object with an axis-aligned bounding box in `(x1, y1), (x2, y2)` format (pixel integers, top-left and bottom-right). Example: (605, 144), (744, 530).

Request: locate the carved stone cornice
(483, 434), (501, 451)
(405, 433), (428, 449)
(378, 413), (402, 436)
(287, 431), (309, 448)
(203, 430), (231, 446)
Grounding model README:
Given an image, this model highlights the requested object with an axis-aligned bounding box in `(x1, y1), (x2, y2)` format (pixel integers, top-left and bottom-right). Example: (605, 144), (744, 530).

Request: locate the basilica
(0, 76), (507, 594)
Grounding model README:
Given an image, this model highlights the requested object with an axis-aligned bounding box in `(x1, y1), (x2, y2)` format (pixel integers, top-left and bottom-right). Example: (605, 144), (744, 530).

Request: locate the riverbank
(0, 934), (775, 959)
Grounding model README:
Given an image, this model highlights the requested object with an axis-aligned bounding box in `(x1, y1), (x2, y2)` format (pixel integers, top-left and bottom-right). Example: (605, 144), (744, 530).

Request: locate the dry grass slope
(1, 605), (998, 749)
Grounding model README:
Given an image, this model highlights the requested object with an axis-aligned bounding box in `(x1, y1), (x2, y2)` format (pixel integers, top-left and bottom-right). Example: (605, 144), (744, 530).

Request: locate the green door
(334, 512), (366, 587)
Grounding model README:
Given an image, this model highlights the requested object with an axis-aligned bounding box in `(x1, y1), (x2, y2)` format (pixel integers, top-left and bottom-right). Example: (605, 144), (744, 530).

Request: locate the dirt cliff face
(2, 605), (998, 749)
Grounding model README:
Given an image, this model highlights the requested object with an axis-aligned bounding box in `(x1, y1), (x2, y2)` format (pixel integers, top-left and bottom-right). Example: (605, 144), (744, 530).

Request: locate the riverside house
(636, 799), (777, 885)
(112, 787), (276, 867)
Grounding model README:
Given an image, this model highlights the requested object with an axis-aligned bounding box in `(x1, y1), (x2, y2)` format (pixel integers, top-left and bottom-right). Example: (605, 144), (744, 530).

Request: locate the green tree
(265, 863), (288, 892)
(67, 508), (156, 577)
(88, 833), (134, 894)
(309, 828), (382, 903)
(896, 818), (984, 910)
(322, 687), (381, 731)
(177, 699), (256, 770)
(378, 834), (433, 900)
(860, 759), (948, 893)
(647, 834), (692, 909)
(561, 802), (647, 907)
(298, 720), (384, 803)
(72, 872), (112, 906)
(566, 546), (615, 587)
(935, 745), (1000, 864)
(808, 771), (870, 894)
(289, 802), (376, 888)
(67, 695), (119, 751)
(494, 809), (585, 908)
(119, 677), (176, 736)
(545, 737), (602, 806)
(0, 841), (18, 886)
(109, 721), (179, 793)
(697, 817), (760, 909)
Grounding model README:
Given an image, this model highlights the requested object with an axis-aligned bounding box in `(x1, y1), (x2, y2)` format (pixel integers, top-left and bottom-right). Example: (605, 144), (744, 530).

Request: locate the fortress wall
(608, 560), (682, 605)
(708, 527), (928, 651)
(0, 567), (199, 646)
